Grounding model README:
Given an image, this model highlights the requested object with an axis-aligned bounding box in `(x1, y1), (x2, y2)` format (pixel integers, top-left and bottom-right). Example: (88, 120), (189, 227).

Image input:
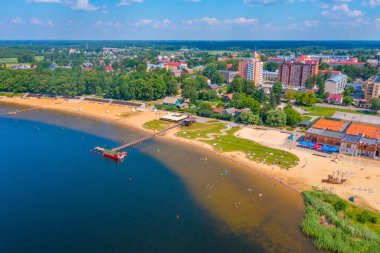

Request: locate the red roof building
(327, 93), (344, 105)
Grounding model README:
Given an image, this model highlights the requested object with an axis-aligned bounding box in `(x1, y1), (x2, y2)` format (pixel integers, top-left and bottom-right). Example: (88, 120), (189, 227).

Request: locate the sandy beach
(2, 96), (380, 212)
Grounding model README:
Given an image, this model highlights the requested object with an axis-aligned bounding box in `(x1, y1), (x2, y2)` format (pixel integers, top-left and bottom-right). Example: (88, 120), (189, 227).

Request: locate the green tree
(253, 89), (267, 103)
(319, 62), (329, 70)
(302, 91), (317, 106)
(284, 90), (296, 101)
(237, 111), (260, 125)
(342, 96), (354, 106)
(343, 86), (355, 96)
(284, 106), (302, 126)
(265, 110), (287, 127)
(369, 98), (380, 112)
(228, 76), (243, 93)
(272, 82), (283, 97)
(264, 62), (279, 72)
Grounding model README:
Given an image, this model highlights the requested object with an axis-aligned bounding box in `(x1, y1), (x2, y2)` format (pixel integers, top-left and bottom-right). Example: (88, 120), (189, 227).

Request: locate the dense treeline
(0, 68), (178, 100)
(2, 40), (380, 51)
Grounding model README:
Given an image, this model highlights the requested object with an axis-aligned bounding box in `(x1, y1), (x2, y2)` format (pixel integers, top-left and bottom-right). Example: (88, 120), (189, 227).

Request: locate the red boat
(102, 149), (127, 160)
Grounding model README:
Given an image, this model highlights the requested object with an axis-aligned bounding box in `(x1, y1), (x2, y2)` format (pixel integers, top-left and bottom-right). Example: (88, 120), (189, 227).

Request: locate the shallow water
(0, 104), (318, 253)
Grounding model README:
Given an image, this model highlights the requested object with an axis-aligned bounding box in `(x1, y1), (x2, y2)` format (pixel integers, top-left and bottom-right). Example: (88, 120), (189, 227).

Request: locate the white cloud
(117, 0), (143, 7)
(363, 0), (380, 7)
(375, 17), (380, 29)
(70, 0), (98, 11)
(29, 17), (55, 26)
(331, 4), (362, 17)
(134, 19), (171, 29)
(30, 17), (43, 25)
(243, 0), (296, 7)
(304, 19), (320, 27)
(184, 17), (258, 26)
(321, 3), (365, 28)
(184, 0), (202, 3)
(96, 20), (124, 29)
(224, 17), (258, 25)
(10, 17), (24, 25)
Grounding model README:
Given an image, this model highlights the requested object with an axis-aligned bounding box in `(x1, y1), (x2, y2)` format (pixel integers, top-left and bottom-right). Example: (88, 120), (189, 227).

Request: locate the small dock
(94, 122), (184, 153)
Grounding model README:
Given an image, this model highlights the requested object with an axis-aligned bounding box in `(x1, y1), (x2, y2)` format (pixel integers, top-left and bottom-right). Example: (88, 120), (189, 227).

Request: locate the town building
(263, 70), (278, 82)
(327, 60), (366, 69)
(238, 59), (263, 85)
(327, 94), (344, 105)
(304, 118), (380, 159)
(324, 74), (348, 94)
(364, 76), (380, 100)
(219, 70), (239, 83)
(162, 97), (182, 107)
(278, 61), (318, 87)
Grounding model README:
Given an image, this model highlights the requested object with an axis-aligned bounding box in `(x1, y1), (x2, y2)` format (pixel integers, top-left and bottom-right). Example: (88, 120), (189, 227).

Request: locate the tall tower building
(238, 59), (263, 86)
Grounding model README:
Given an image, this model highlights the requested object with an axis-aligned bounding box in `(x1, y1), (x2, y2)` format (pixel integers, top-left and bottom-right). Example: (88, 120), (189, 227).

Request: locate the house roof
(342, 134), (362, 143)
(307, 128), (345, 139)
(223, 94), (234, 100)
(359, 137), (379, 145)
(346, 123), (380, 139)
(208, 84), (219, 90)
(224, 107), (236, 114)
(299, 120), (311, 126)
(312, 119), (346, 132)
(213, 108), (223, 114)
(165, 62), (185, 67)
(322, 130), (346, 139)
(162, 97), (180, 104)
(327, 93), (343, 101)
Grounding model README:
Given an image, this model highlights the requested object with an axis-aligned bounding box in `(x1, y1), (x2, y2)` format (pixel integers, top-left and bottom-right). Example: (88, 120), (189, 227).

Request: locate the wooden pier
(111, 123), (183, 152)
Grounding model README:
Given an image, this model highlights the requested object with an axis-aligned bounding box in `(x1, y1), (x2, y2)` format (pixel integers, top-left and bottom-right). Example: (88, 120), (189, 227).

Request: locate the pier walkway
(112, 123), (182, 152)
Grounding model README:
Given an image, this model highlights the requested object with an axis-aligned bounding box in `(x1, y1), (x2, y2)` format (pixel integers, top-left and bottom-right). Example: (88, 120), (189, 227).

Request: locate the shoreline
(1, 96), (379, 213)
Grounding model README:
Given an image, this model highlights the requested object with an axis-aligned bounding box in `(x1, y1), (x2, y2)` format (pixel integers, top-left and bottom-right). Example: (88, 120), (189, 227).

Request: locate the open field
(34, 56), (44, 62)
(143, 119), (174, 131)
(176, 122), (227, 139)
(302, 190), (380, 253)
(177, 122), (299, 169)
(300, 105), (380, 118)
(0, 58), (18, 64)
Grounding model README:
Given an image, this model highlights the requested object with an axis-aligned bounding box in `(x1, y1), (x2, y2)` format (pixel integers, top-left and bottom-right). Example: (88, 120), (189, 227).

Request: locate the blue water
(0, 104), (317, 253)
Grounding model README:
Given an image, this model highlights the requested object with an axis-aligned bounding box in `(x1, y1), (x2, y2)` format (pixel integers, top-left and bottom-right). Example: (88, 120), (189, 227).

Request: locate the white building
(263, 70), (278, 81)
(246, 60), (263, 85)
(324, 74), (348, 94)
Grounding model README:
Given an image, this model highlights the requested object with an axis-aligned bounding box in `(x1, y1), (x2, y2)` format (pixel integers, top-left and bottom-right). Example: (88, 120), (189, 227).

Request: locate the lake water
(0, 104), (318, 253)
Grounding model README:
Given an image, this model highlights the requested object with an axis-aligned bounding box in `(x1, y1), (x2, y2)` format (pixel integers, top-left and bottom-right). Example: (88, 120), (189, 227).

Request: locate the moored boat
(102, 149), (127, 160)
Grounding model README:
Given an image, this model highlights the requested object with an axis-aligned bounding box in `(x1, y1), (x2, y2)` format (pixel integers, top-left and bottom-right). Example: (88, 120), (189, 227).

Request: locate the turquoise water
(0, 104), (317, 253)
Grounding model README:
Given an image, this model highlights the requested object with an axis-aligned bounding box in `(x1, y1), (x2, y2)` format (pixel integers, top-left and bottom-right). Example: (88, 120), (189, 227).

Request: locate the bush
(334, 200), (348, 212)
(356, 210), (378, 224)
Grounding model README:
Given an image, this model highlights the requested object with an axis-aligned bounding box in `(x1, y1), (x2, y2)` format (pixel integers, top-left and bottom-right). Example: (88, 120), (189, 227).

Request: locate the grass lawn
(302, 190), (380, 253)
(34, 56), (44, 62)
(0, 92), (24, 97)
(0, 58), (18, 64)
(143, 119), (174, 131)
(177, 122), (299, 169)
(300, 105), (380, 118)
(176, 122), (226, 139)
(302, 115), (312, 121)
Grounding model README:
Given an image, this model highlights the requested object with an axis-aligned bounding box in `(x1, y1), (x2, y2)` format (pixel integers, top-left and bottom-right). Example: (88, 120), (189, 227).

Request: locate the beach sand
(2, 96), (379, 212)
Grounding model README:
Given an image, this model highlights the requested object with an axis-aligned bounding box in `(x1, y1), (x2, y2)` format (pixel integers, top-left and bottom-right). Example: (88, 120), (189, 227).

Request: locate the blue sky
(0, 0), (380, 40)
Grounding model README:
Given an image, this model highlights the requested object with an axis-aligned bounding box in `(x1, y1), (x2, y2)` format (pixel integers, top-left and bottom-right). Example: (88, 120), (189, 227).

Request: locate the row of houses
(304, 118), (380, 159)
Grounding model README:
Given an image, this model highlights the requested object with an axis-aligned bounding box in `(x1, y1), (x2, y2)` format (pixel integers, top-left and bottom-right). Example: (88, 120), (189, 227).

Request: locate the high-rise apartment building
(278, 61), (319, 87)
(238, 59), (263, 86)
(364, 76), (380, 100)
